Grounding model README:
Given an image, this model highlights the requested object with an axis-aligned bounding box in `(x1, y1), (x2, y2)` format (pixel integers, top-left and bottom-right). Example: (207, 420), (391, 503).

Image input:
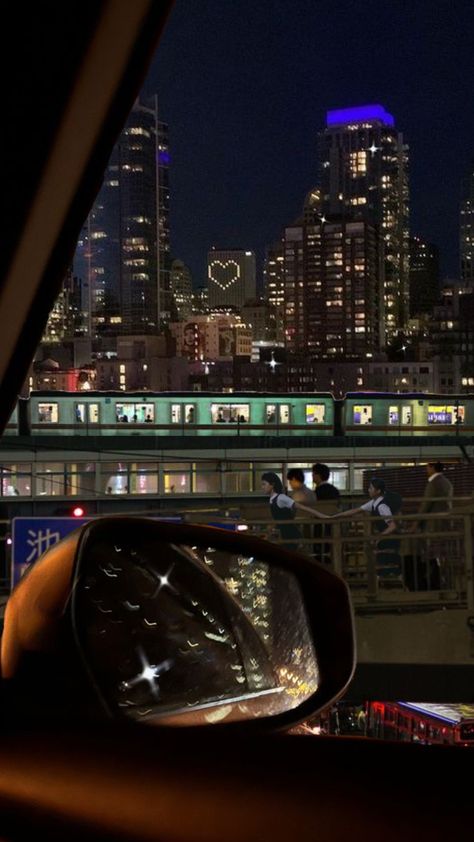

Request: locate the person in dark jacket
(408, 461), (453, 589)
(312, 463), (340, 502)
(261, 472), (302, 550)
(312, 463), (340, 563)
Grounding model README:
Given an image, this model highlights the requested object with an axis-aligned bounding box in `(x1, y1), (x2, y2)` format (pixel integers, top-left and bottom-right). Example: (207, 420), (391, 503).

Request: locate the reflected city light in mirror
(73, 533), (319, 725)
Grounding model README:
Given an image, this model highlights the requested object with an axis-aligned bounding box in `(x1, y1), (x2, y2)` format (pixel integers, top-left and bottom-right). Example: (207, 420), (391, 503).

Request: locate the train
(3, 390), (472, 439)
(365, 701), (474, 746)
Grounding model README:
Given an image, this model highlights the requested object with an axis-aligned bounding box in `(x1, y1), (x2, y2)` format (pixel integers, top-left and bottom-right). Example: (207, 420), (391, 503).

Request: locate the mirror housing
(2, 518), (355, 732)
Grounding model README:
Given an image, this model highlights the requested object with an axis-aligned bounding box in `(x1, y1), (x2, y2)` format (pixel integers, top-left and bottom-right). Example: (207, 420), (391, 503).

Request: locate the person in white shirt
(261, 472), (303, 550)
(323, 477), (400, 578)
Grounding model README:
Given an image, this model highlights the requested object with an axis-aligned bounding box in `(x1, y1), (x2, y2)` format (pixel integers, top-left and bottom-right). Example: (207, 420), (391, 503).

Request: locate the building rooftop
(326, 104), (395, 128)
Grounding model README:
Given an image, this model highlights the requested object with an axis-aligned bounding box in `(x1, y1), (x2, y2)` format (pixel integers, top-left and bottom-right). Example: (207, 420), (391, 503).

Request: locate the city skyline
(144, 0), (474, 285)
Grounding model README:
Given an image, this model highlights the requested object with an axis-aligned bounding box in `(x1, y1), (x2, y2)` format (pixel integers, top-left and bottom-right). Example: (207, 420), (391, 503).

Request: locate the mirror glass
(72, 529), (319, 725)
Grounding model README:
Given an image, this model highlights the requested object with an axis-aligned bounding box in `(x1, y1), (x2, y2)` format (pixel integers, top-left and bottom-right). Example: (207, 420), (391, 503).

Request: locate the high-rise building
(241, 298), (273, 342)
(192, 285), (209, 314)
(318, 104), (409, 337)
(74, 96), (170, 337)
(263, 242), (285, 341)
(460, 163), (474, 286)
(170, 259), (193, 320)
(283, 191), (384, 358)
(207, 249), (256, 310)
(42, 269), (85, 343)
(170, 314), (252, 362)
(409, 236), (440, 317)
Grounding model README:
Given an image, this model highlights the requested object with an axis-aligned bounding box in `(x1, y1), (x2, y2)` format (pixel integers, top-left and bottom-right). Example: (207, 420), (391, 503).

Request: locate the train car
(342, 392), (472, 437)
(26, 391), (336, 437)
(366, 701), (474, 746)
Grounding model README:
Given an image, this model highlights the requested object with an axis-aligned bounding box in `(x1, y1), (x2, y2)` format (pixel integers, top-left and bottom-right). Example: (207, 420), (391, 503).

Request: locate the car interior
(0, 2), (471, 840)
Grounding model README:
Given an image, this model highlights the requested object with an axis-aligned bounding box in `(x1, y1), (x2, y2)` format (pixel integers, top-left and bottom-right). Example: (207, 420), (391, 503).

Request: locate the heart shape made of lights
(208, 259), (241, 291)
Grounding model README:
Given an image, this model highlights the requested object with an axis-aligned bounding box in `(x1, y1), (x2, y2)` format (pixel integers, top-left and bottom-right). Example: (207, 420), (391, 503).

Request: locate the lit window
(305, 404), (326, 424)
(211, 404), (250, 423)
(38, 403), (59, 423)
(428, 405), (464, 425)
(116, 403), (154, 423)
(353, 405), (372, 425)
(75, 404), (99, 424)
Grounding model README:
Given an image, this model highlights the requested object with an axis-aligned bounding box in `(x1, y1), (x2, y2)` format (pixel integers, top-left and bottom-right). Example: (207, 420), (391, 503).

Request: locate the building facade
(74, 96), (170, 337)
(283, 193), (384, 358)
(263, 242), (285, 342)
(207, 249), (256, 310)
(409, 236), (439, 317)
(170, 259), (193, 321)
(41, 268), (85, 344)
(317, 104), (409, 337)
(170, 314), (253, 362)
(241, 298), (274, 342)
(460, 163), (474, 286)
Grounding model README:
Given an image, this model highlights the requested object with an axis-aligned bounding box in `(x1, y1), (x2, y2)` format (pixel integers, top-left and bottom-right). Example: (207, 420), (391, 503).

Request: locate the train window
(402, 406), (412, 425)
(428, 404), (465, 424)
(115, 403), (154, 423)
(266, 404), (276, 423)
(185, 404), (195, 423)
(279, 404), (290, 423)
(266, 404), (290, 423)
(171, 404), (182, 423)
(75, 403), (100, 423)
(38, 403), (58, 423)
(163, 462), (191, 494)
(388, 405), (399, 424)
(211, 404), (250, 423)
(305, 404), (325, 424)
(1, 464), (32, 497)
(171, 404), (195, 424)
(353, 405), (372, 425)
(389, 406), (411, 425)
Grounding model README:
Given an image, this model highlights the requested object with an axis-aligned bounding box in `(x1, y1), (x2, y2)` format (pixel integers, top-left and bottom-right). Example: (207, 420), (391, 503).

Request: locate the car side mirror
(68, 518), (355, 729)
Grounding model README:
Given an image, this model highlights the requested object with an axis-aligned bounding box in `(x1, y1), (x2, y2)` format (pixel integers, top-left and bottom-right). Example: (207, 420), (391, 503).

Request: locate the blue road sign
(11, 515), (186, 589)
(11, 517), (89, 588)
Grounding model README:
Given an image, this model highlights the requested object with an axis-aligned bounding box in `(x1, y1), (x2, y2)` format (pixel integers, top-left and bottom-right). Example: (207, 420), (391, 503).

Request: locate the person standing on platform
(312, 463), (340, 563)
(312, 463), (340, 504)
(287, 468), (317, 555)
(261, 472), (302, 551)
(409, 461), (453, 589)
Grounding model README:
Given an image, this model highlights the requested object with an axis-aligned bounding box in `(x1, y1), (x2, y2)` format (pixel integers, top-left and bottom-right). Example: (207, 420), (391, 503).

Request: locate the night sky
(144, 0), (474, 287)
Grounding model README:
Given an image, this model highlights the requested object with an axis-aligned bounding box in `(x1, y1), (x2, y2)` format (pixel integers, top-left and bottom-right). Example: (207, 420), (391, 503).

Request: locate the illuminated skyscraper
(461, 163), (474, 286)
(263, 242), (285, 341)
(74, 96), (170, 337)
(318, 104), (409, 338)
(284, 191), (384, 357)
(170, 259), (193, 320)
(42, 268), (85, 343)
(207, 248), (256, 310)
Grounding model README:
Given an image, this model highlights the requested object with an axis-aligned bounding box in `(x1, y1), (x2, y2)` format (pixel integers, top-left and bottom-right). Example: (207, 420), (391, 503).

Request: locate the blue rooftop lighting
(326, 104), (395, 127)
